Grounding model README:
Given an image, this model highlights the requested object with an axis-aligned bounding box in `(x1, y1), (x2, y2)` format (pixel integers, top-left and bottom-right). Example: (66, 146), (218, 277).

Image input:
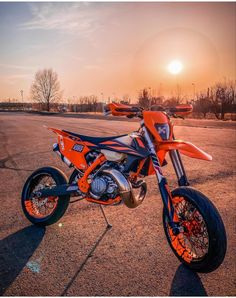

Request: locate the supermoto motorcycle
(21, 103), (227, 272)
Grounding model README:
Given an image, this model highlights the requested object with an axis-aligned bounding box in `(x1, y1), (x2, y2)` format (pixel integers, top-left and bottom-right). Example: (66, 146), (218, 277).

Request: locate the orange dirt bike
(21, 103), (227, 272)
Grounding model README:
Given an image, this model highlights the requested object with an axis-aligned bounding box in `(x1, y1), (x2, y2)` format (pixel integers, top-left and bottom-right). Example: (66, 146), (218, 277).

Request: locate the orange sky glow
(0, 2), (235, 102)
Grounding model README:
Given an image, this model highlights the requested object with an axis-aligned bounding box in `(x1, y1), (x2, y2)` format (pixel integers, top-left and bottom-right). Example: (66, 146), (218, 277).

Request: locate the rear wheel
(163, 187), (227, 272)
(21, 167), (70, 226)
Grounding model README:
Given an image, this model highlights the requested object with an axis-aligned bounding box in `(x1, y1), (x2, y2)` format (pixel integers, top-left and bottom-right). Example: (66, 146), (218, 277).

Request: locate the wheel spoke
(168, 196), (209, 262)
(25, 174), (58, 219)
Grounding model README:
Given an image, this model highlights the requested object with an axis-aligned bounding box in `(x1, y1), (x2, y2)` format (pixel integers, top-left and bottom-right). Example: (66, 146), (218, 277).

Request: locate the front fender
(158, 140), (212, 161)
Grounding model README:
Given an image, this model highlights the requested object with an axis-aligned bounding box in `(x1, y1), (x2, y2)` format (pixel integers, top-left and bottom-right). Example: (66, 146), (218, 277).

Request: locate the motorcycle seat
(63, 130), (127, 145)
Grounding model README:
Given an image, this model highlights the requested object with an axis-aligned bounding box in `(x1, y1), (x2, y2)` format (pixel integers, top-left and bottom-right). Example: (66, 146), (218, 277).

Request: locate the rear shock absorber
(53, 143), (73, 168)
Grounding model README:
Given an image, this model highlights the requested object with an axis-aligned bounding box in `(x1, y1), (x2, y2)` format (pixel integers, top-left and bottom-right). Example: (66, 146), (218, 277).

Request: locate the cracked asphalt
(0, 112), (235, 296)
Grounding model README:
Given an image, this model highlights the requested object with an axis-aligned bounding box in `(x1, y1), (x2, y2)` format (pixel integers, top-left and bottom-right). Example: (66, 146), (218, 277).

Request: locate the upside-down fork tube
(142, 126), (178, 230)
(169, 150), (189, 186)
(171, 134), (189, 186)
(159, 139), (212, 186)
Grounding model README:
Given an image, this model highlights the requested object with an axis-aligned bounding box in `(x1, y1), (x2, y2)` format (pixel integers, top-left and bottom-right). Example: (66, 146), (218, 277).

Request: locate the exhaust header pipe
(102, 168), (147, 208)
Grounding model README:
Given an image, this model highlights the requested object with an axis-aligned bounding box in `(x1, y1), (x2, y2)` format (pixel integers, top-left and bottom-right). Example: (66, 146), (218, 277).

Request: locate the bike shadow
(170, 264), (208, 296)
(0, 225), (45, 295)
(61, 225), (111, 296)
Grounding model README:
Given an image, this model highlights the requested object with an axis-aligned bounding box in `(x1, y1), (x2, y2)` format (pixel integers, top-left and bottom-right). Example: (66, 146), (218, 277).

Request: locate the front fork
(143, 126), (180, 234)
(169, 150), (189, 186)
(169, 133), (189, 187)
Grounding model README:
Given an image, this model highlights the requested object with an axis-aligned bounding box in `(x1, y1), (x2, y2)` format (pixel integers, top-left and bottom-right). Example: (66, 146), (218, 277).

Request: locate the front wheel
(163, 187), (227, 273)
(21, 167), (70, 226)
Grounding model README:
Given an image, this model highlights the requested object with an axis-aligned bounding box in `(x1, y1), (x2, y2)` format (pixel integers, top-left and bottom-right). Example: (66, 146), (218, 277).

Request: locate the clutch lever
(172, 113), (185, 120)
(127, 114), (135, 118)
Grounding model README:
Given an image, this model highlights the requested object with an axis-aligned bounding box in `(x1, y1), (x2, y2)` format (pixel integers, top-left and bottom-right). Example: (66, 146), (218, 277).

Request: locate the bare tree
(77, 95), (98, 112)
(209, 80), (235, 120)
(122, 94), (131, 104)
(138, 88), (151, 109)
(164, 97), (181, 107)
(194, 92), (212, 118)
(90, 95), (98, 113)
(176, 84), (182, 103)
(31, 69), (62, 111)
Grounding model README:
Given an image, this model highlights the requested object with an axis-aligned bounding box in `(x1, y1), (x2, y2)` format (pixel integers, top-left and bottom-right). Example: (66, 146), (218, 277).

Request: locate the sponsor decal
(157, 126), (167, 134)
(72, 144), (84, 152)
(59, 136), (65, 151)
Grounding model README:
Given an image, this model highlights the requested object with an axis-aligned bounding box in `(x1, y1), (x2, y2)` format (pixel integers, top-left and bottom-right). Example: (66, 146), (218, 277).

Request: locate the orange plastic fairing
(47, 126), (90, 170)
(47, 127), (68, 136)
(143, 111), (173, 142)
(158, 140), (212, 161)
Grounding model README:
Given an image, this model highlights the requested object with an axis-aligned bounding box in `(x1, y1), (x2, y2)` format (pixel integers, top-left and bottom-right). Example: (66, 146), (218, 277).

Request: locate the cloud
(0, 63), (35, 71)
(19, 2), (105, 36)
(0, 74), (31, 86)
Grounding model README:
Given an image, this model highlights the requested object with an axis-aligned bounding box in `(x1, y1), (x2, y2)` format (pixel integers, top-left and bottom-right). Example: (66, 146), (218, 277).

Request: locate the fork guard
(158, 140), (212, 161)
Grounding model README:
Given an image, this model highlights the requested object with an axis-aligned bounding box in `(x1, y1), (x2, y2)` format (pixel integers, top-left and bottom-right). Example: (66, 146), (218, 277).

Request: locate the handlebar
(150, 104), (193, 118)
(103, 103), (193, 119)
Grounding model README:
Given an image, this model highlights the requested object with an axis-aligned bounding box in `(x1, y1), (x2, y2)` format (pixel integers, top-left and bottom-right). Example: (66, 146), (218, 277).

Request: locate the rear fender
(46, 126), (90, 170)
(46, 126), (68, 137)
(158, 140), (212, 161)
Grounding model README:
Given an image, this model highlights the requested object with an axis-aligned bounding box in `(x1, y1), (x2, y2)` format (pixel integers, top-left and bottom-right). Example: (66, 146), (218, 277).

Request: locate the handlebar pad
(169, 104), (193, 115)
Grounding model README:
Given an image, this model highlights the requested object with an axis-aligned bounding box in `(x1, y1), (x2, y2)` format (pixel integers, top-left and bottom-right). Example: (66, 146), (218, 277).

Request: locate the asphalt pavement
(0, 112), (235, 296)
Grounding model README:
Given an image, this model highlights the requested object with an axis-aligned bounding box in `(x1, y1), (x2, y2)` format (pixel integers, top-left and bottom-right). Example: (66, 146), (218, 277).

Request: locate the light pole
(112, 93), (115, 102)
(20, 90), (24, 110)
(176, 83), (181, 103)
(174, 76), (181, 103)
(101, 92), (104, 103)
(192, 83), (196, 100)
(148, 87), (152, 110)
(159, 83), (163, 97)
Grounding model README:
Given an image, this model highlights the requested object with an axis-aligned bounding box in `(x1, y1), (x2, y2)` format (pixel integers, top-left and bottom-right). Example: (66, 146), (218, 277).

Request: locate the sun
(168, 60), (183, 75)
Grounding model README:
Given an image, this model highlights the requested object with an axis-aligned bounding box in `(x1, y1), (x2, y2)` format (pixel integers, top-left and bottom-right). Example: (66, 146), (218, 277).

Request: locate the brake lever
(127, 111), (143, 119)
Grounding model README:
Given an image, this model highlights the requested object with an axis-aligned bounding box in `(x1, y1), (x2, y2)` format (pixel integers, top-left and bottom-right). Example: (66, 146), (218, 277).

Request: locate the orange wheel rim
(167, 195), (209, 262)
(25, 196), (58, 218)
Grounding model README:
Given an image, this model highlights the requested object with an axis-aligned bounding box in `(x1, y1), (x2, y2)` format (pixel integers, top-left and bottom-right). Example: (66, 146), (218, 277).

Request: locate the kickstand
(99, 205), (112, 229)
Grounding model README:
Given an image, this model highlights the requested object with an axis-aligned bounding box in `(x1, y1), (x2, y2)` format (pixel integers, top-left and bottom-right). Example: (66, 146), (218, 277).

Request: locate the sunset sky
(0, 2), (235, 102)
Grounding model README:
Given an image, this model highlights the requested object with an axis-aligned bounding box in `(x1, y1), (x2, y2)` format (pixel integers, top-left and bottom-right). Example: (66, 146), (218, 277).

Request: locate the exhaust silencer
(102, 168), (147, 208)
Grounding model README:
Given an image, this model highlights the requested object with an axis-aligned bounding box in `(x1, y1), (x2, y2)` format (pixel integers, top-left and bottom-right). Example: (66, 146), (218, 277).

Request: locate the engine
(89, 168), (147, 208)
(90, 174), (119, 201)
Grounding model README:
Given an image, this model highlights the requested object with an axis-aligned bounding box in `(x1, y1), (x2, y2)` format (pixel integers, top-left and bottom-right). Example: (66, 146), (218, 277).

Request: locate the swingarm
(30, 183), (81, 199)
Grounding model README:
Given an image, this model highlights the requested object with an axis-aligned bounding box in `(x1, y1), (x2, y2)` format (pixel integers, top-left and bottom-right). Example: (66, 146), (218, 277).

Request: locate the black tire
(21, 167), (70, 226)
(163, 186), (227, 273)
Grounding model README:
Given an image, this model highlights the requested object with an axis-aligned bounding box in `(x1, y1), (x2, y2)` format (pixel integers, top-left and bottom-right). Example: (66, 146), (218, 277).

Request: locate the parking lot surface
(0, 112), (235, 296)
